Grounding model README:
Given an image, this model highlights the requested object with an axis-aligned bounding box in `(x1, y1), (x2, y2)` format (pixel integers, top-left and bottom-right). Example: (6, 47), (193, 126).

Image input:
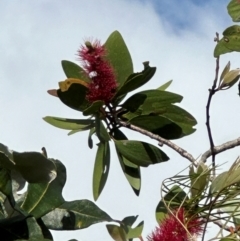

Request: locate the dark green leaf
(0, 150), (57, 184)
(227, 0), (240, 22)
(83, 101), (104, 116)
(95, 116), (110, 142)
(112, 129), (141, 195)
(61, 60), (90, 83)
(104, 31), (133, 87)
(114, 64), (156, 98)
(114, 140), (169, 167)
(122, 89), (183, 113)
(13, 152), (57, 183)
(156, 185), (188, 223)
(42, 200), (112, 230)
(88, 128), (95, 149)
(157, 80), (173, 91)
(93, 142), (110, 201)
(106, 224), (127, 241)
(21, 160), (65, 218)
(57, 83), (89, 111)
(129, 115), (183, 139)
(43, 116), (94, 131)
(144, 105), (197, 137)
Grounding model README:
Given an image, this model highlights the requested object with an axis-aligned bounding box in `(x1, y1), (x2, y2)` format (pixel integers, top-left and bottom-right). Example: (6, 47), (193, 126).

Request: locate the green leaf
(114, 64), (156, 98)
(189, 163), (210, 198)
(93, 142), (110, 201)
(121, 216), (143, 240)
(61, 60), (90, 83)
(112, 129), (141, 195)
(83, 100), (104, 116)
(21, 160), (65, 218)
(0, 168), (12, 197)
(0, 150), (57, 184)
(157, 80), (173, 91)
(122, 89), (183, 113)
(227, 0), (240, 22)
(126, 221), (143, 240)
(156, 185), (188, 223)
(129, 115), (183, 140)
(114, 140), (169, 167)
(57, 82), (89, 111)
(104, 31), (133, 87)
(95, 116), (110, 142)
(211, 158), (240, 194)
(27, 217), (44, 239)
(214, 25), (240, 57)
(214, 38), (233, 57)
(140, 104), (197, 137)
(43, 116), (94, 131)
(42, 199), (112, 230)
(88, 128), (96, 149)
(106, 224), (128, 241)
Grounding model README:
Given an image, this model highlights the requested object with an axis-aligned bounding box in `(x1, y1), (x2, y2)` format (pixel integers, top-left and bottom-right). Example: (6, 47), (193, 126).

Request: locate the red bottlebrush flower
(148, 208), (204, 241)
(78, 40), (117, 103)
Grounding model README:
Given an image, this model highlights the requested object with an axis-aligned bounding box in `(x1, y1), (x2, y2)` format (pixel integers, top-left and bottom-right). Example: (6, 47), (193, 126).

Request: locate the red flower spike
(147, 208), (204, 241)
(78, 40), (117, 103)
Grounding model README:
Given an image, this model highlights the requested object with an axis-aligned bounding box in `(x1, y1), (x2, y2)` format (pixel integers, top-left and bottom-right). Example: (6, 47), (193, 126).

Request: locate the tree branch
(201, 137), (240, 163)
(119, 120), (198, 166)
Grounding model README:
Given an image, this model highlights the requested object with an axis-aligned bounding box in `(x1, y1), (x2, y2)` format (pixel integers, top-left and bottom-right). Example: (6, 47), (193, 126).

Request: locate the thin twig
(119, 120), (198, 166)
(206, 44), (220, 176)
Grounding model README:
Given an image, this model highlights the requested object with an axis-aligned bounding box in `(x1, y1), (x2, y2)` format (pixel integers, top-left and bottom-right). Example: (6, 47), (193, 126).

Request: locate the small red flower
(78, 40), (117, 103)
(148, 208), (204, 241)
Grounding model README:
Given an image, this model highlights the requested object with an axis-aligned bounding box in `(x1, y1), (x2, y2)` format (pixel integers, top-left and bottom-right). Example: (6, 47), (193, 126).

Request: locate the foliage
(2, 0), (240, 240)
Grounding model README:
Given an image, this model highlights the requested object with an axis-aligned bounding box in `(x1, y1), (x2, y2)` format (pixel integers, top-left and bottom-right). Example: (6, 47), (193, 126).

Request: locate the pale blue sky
(0, 1), (239, 240)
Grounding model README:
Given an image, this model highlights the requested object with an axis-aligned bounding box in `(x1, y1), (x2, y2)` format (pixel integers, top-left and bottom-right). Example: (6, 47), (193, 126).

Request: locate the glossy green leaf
(88, 128), (95, 149)
(95, 116), (110, 142)
(42, 199), (112, 230)
(57, 83), (89, 111)
(122, 89), (183, 113)
(113, 129), (141, 195)
(61, 60), (90, 83)
(156, 185), (188, 223)
(114, 64), (156, 98)
(93, 142), (110, 201)
(106, 224), (128, 241)
(0, 168), (12, 197)
(83, 100), (104, 116)
(228, 0), (240, 22)
(104, 31), (133, 87)
(129, 115), (183, 140)
(114, 140), (169, 167)
(157, 80), (173, 91)
(43, 116), (94, 130)
(21, 160), (65, 218)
